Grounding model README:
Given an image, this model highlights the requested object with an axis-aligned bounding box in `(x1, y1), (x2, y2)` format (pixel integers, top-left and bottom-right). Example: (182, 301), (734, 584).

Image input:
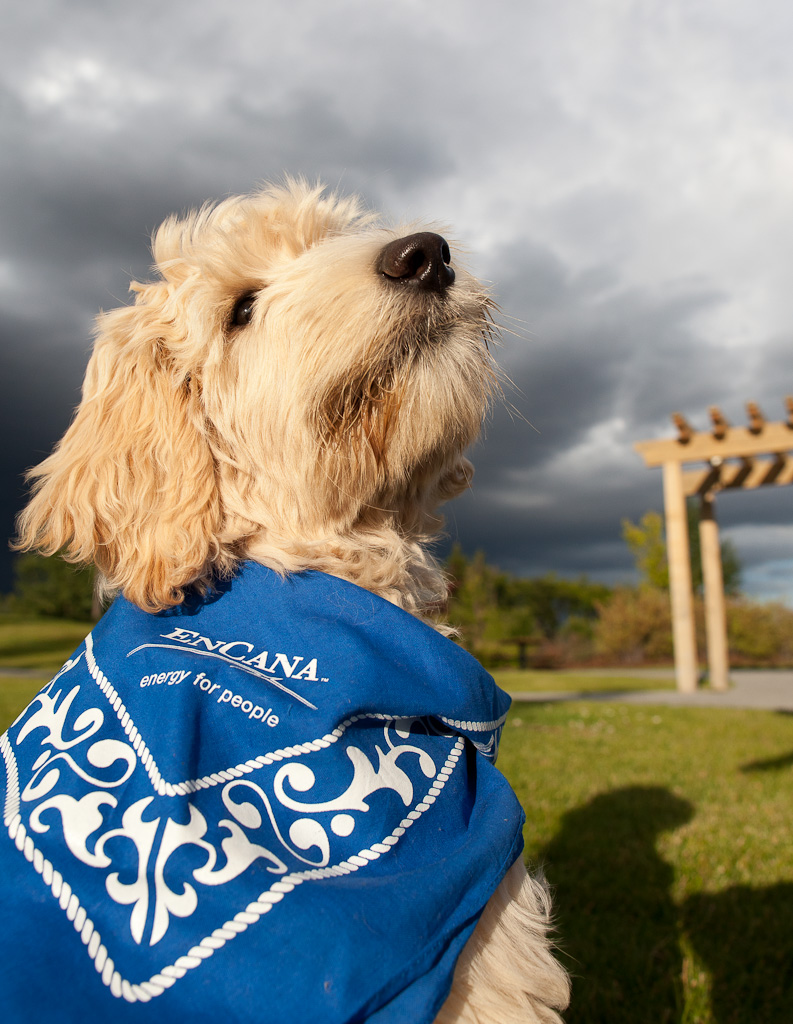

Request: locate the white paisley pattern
(0, 636), (503, 1005)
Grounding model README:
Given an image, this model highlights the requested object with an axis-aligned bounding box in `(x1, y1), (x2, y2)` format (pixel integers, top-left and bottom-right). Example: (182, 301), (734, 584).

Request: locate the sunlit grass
(501, 701), (793, 1023)
(0, 617), (90, 670)
(0, 677), (48, 732)
(492, 668), (676, 693)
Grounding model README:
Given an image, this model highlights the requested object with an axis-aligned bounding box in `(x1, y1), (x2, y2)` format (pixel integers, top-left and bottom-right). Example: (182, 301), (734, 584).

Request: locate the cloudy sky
(2, 0), (792, 599)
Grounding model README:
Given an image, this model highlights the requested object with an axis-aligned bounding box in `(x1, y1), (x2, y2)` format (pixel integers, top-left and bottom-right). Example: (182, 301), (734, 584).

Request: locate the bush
(727, 600), (793, 666)
(8, 552), (96, 621)
(593, 586), (793, 667)
(444, 546), (611, 667)
(593, 586), (674, 664)
(556, 614), (598, 665)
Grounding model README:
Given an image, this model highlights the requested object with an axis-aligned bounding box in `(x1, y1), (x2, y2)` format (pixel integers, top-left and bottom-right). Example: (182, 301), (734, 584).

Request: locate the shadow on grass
(540, 786), (693, 1023)
(682, 885), (793, 1024)
(742, 711), (793, 773)
(740, 750), (793, 773)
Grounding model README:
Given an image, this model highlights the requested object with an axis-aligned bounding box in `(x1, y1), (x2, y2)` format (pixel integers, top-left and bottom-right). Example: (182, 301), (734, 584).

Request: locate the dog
(3, 181), (569, 1023)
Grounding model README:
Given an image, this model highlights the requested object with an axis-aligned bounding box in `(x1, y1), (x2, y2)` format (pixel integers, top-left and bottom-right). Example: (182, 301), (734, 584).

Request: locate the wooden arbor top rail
(633, 396), (793, 693)
(634, 397), (793, 497)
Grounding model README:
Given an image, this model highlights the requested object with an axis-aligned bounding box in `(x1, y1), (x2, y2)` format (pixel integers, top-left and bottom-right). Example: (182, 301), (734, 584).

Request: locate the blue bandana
(0, 564), (523, 1023)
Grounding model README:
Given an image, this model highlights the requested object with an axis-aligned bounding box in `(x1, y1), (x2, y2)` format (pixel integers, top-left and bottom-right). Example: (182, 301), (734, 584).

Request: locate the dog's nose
(378, 232), (455, 293)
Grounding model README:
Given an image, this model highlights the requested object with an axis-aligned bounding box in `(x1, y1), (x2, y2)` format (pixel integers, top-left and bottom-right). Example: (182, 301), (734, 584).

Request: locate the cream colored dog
(15, 181), (569, 1023)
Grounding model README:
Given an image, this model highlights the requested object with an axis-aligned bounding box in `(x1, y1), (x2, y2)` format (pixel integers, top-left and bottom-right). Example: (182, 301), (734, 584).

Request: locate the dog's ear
(14, 291), (224, 611)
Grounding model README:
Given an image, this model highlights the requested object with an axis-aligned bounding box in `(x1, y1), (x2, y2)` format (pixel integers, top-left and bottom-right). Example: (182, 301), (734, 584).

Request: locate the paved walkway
(511, 670), (793, 711)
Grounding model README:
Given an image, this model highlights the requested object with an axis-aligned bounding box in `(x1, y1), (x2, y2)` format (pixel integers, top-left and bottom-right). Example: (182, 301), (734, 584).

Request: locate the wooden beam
(708, 406), (729, 439)
(746, 401), (765, 435)
(682, 465), (721, 497)
(634, 420), (793, 467)
(663, 460), (698, 692)
(777, 456), (793, 486)
(682, 455), (793, 495)
(673, 412), (693, 443)
(720, 458), (754, 489)
(739, 458), (775, 489)
(743, 454), (787, 488)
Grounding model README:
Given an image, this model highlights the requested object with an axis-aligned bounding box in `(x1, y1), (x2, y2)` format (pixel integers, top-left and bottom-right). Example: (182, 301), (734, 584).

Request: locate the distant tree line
(446, 502), (793, 668)
(444, 545), (610, 667)
(2, 553), (96, 621)
(5, 512), (793, 667)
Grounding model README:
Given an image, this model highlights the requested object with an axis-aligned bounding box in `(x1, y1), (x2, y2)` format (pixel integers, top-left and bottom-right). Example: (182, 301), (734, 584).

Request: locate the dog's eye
(231, 293), (257, 327)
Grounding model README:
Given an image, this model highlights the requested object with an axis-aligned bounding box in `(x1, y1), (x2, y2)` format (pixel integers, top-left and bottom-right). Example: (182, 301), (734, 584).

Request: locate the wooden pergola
(634, 398), (793, 692)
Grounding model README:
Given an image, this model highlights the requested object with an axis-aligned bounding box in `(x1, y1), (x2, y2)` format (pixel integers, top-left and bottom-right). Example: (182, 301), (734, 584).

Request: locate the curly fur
(14, 179), (569, 1022)
(437, 859), (570, 1023)
(16, 181), (494, 617)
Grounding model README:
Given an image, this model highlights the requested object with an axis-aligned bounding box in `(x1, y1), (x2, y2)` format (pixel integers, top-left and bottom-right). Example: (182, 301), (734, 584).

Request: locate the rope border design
(438, 712), (508, 733)
(1, 719), (464, 1004)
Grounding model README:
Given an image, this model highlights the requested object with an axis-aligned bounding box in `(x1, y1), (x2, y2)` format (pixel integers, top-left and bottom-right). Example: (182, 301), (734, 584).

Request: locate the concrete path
(511, 670), (793, 712)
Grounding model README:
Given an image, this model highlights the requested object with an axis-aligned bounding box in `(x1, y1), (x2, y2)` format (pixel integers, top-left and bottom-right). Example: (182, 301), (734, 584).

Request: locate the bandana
(0, 564), (523, 1023)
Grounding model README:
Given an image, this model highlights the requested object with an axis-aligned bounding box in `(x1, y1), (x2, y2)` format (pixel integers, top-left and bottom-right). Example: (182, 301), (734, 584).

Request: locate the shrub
(593, 587), (793, 667)
(556, 614), (598, 665)
(593, 586), (674, 664)
(9, 553), (95, 621)
(727, 600), (793, 666)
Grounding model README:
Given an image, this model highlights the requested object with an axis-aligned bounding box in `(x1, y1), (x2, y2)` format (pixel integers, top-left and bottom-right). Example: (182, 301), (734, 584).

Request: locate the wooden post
(663, 460), (698, 692)
(699, 494), (730, 690)
(635, 399), (793, 692)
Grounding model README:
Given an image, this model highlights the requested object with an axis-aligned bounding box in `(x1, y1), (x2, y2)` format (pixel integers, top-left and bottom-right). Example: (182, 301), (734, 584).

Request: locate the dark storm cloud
(2, 0), (792, 600)
(475, 234), (731, 481)
(0, 309), (88, 588)
(439, 227), (792, 584)
(2, 86), (449, 272)
(0, 5), (458, 592)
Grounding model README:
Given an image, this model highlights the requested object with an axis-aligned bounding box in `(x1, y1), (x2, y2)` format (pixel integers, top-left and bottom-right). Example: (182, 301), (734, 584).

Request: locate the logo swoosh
(126, 643), (318, 710)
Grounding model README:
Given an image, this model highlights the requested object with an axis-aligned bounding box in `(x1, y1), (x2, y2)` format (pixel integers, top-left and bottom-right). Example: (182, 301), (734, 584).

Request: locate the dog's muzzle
(378, 232), (455, 294)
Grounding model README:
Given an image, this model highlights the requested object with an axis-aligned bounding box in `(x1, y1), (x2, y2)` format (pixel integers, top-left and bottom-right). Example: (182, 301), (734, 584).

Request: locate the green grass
(501, 700), (793, 1023)
(492, 668), (676, 693)
(0, 617), (90, 670)
(0, 677), (48, 731)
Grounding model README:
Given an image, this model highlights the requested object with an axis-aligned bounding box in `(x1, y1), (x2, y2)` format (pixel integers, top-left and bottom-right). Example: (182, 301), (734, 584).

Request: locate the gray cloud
(2, 0), (792, 600)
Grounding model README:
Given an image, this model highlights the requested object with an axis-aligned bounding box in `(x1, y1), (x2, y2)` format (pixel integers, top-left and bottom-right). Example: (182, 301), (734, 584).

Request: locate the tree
(593, 586), (674, 663)
(497, 574), (611, 640)
(622, 511), (669, 589)
(444, 546), (508, 651)
(719, 538), (742, 597)
(10, 552), (96, 620)
(446, 544), (614, 647)
(622, 505), (742, 595)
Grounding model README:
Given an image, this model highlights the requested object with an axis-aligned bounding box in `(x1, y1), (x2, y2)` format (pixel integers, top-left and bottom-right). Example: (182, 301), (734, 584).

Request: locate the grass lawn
(501, 700), (793, 1023)
(493, 667), (676, 693)
(0, 617), (90, 671)
(0, 677), (49, 731)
